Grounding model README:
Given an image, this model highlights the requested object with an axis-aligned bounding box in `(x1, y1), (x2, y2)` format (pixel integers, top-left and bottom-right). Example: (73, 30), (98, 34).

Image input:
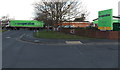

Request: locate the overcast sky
(0, 0), (119, 21)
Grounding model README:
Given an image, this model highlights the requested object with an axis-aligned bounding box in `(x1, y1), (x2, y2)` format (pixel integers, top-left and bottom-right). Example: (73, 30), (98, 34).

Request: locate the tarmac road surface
(2, 29), (118, 68)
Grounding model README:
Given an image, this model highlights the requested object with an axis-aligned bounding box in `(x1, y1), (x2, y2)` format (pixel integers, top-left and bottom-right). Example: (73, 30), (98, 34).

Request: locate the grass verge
(34, 31), (94, 39)
(0, 30), (7, 32)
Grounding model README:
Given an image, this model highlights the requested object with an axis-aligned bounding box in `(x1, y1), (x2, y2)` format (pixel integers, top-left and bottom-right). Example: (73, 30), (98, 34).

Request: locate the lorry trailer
(6, 20), (44, 30)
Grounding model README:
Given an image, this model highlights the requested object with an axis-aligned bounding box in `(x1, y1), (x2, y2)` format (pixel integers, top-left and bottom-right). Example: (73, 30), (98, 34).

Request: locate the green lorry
(6, 20), (44, 30)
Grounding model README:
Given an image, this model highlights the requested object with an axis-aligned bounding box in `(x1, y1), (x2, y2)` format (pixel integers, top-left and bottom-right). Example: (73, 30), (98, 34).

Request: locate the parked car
(63, 25), (75, 28)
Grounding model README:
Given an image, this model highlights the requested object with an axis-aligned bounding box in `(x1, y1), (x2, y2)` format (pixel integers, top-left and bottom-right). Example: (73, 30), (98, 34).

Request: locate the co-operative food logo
(15, 23), (34, 25)
(99, 14), (111, 18)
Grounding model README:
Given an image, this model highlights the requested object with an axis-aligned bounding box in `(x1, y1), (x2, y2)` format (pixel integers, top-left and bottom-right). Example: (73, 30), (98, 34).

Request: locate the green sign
(98, 9), (113, 30)
(10, 20), (44, 27)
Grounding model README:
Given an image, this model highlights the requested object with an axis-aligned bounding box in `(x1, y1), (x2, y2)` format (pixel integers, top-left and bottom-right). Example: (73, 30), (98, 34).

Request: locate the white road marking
(19, 33), (25, 39)
(65, 41), (83, 44)
(6, 37), (11, 38)
(34, 40), (40, 43)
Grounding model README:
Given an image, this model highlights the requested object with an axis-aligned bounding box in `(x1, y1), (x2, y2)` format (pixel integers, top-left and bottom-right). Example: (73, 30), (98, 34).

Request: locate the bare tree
(33, 0), (89, 28)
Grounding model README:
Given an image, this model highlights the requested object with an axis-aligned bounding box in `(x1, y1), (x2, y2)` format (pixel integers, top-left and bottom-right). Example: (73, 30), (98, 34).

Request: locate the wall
(61, 28), (120, 40)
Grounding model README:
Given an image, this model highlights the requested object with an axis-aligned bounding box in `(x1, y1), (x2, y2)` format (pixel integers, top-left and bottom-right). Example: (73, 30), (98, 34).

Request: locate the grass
(34, 31), (94, 39)
(0, 30), (7, 32)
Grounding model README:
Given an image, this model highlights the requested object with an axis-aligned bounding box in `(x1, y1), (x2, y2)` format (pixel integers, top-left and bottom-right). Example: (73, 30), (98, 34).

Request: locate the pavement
(19, 31), (119, 45)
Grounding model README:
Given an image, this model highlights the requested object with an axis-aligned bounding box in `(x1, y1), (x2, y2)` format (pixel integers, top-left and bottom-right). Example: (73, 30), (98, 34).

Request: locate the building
(59, 21), (91, 28)
(93, 9), (120, 31)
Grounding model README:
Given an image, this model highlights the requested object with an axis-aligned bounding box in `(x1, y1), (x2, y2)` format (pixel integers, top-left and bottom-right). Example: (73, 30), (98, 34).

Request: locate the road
(2, 29), (118, 68)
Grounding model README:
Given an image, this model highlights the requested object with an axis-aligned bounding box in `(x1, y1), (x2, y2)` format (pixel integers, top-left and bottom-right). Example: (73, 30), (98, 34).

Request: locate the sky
(0, 0), (119, 21)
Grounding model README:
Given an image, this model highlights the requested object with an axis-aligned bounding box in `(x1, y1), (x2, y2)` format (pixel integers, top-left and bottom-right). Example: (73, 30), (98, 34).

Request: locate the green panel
(10, 20), (44, 27)
(98, 9), (113, 30)
(113, 19), (118, 23)
(113, 19), (120, 23)
(93, 19), (120, 24)
(93, 20), (98, 24)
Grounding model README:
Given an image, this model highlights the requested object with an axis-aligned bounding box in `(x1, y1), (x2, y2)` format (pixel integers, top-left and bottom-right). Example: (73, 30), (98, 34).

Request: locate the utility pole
(118, 1), (120, 17)
(118, 1), (120, 23)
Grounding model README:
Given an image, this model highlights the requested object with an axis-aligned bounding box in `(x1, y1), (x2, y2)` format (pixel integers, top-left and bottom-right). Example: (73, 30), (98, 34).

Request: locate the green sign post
(98, 9), (113, 30)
